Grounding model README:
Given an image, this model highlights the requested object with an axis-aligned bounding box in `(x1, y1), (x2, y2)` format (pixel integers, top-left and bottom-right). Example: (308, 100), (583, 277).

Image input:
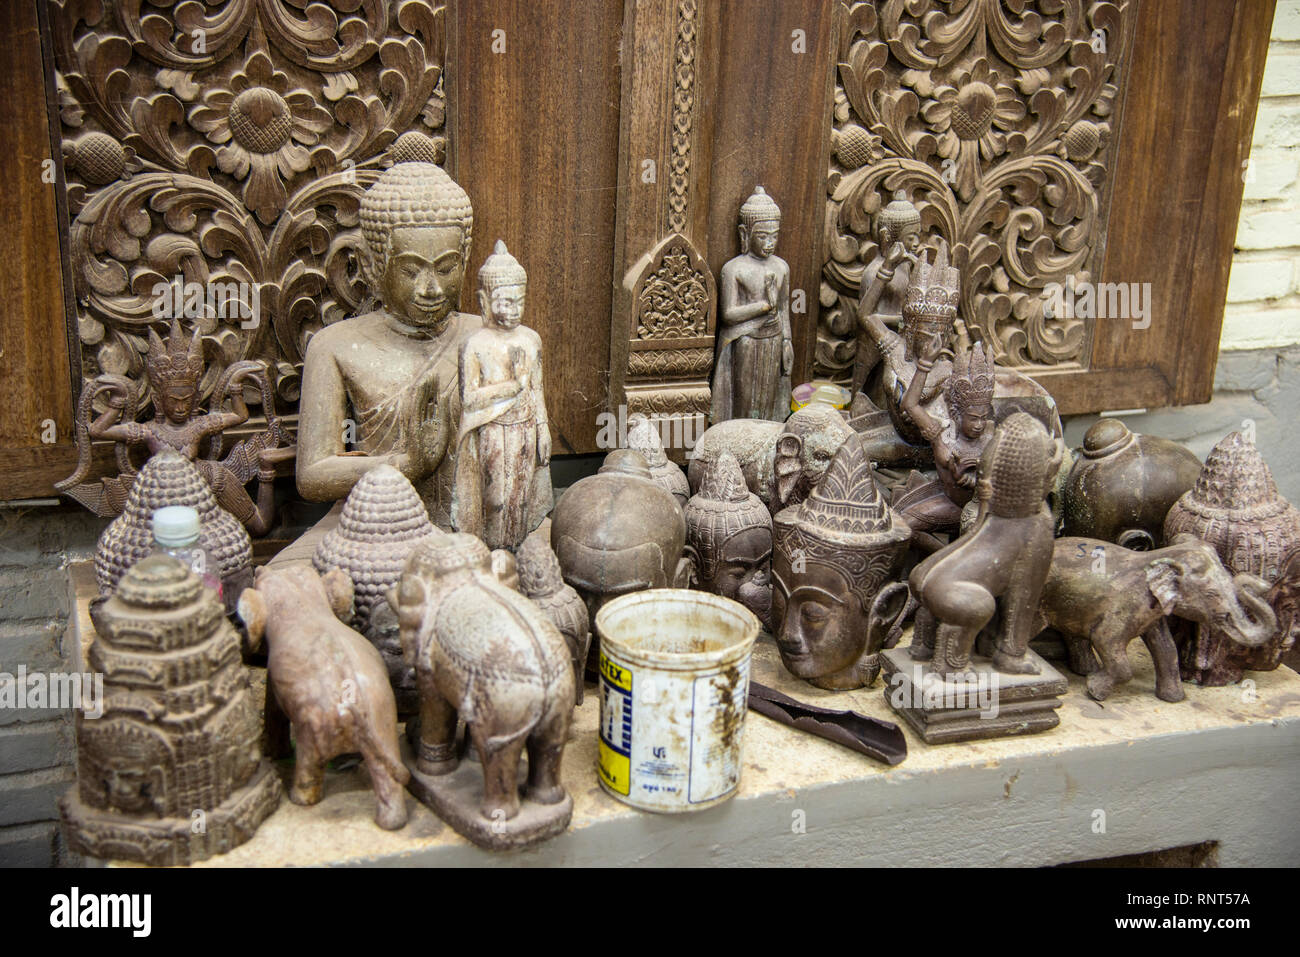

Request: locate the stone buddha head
(145, 319), (204, 424)
(359, 162), (474, 336)
(771, 437), (912, 689)
(477, 239), (527, 331)
(739, 186), (781, 260)
(901, 239), (960, 362)
(685, 452), (773, 628)
(551, 449), (688, 622)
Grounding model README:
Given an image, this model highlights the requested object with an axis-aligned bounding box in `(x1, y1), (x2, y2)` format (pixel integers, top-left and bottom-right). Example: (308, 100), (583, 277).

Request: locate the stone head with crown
(685, 451), (773, 628)
(770, 436), (913, 689)
(901, 239), (961, 363)
(146, 319), (205, 423)
(297, 162), (481, 527)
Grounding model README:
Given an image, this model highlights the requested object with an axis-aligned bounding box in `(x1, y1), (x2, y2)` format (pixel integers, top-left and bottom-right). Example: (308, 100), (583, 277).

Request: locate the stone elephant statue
(392, 533), (575, 823)
(1033, 536), (1278, 701)
(687, 403), (852, 513)
(238, 564), (409, 830)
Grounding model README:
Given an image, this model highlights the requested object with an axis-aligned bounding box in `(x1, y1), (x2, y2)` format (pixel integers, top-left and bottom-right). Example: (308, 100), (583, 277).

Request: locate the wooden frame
(0, 0), (1278, 501)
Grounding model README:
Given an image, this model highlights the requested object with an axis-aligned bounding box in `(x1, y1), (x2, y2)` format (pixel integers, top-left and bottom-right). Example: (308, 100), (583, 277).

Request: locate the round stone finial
(114, 554), (203, 609)
(1082, 418), (1132, 456)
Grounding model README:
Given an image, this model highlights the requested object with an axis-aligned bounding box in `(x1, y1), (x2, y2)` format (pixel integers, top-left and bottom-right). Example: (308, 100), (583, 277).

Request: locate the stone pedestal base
(404, 753), (572, 851)
(59, 761), (282, 866)
(880, 648), (1067, 743)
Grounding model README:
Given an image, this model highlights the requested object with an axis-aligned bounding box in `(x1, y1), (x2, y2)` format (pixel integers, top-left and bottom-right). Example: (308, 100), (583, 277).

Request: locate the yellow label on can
(597, 652), (633, 795)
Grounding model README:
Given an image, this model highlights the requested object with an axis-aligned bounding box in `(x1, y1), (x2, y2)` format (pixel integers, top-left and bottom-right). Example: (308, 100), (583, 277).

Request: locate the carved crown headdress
(903, 238), (960, 323)
(145, 320), (203, 396)
(946, 342), (995, 418)
(740, 186), (781, 227)
(479, 239), (527, 291)
(685, 453), (770, 580)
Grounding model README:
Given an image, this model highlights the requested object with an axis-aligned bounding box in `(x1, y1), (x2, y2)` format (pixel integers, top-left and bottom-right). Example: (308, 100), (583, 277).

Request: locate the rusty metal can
(595, 589), (758, 813)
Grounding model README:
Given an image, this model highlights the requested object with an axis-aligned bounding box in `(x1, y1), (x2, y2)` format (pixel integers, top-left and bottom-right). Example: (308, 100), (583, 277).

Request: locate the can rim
(595, 588), (759, 671)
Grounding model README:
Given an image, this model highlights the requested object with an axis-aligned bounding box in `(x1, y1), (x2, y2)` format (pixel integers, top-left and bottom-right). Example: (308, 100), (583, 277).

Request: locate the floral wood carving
(666, 0), (698, 235)
(636, 242), (711, 340)
(51, 0), (447, 413)
(817, 0), (1135, 379)
(624, 233), (717, 422)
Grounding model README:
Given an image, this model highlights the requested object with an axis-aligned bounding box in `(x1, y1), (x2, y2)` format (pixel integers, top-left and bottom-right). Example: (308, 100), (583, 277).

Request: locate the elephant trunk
(1221, 573), (1278, 648)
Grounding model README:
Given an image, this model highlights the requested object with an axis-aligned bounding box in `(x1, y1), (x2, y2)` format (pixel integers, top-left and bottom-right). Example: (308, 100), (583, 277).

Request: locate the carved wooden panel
(49, 0), (447, 416)
(818, 0), (1136, 380)
(445, 0), (624, 457)
(608, 0), (720, 444)
(0, 0), (78, 501)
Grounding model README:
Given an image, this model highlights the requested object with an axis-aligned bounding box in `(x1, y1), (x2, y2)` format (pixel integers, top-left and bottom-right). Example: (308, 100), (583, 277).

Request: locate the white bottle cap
(152, 506), (201, 547)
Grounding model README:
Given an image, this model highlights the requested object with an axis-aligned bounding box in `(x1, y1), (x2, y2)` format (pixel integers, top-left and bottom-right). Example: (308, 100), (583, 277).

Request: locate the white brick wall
(1224, 0), (1300, 350)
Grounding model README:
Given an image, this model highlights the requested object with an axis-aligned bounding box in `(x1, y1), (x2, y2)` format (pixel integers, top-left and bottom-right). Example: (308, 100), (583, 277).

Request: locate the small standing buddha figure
(450, 240), (553, 550)
(710, 186), (793, 424)
(296, 162), (479, 527)
(56, 320), (292, 534)
(893, 337), (996, 551)
(852, 191), (924, 398)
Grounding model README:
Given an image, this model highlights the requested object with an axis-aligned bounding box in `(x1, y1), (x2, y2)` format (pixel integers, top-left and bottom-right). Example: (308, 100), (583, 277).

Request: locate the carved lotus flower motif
(188, 50), (332, 223)
(922, 58), (1027, 200)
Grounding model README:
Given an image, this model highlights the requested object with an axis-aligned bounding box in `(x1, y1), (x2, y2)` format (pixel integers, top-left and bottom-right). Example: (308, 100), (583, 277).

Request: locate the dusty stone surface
(106, 629), (1300, 868)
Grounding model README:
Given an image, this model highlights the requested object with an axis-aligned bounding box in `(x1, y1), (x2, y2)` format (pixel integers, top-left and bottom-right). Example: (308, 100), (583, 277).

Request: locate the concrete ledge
(165, 640), (1300, 868)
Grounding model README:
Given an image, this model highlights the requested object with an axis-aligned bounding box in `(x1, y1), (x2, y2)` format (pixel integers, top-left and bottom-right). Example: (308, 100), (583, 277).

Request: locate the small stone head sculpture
(626, 412), (690, 507)
(359, 162), (473, 335)
(477, 239), (527, 331)
(875, 190), (923, 256)
(772, 437), (912, 689)
(901, 239), (960, 363)
(551, 449), (689, 622)
(145, 319), (203, 423)
(685, 452), (773, 629)
(517, 535), (591, 701)
(739, 185), (781, 259)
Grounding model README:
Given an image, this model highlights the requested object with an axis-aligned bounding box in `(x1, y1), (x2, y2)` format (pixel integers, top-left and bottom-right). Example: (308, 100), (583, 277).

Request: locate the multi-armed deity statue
(853, 238), (1060, 470)
(710, 186), (793, 424)
(852, 191), (923, 399)
(892, 336), (996, 551)
(57, 320), (293, 535)
(296, 162), (479, 528)
(450, 240), (553, 550)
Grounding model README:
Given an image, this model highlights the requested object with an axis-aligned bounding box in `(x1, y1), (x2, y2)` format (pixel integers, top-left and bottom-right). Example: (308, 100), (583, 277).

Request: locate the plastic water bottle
(151, 506), (221, 601)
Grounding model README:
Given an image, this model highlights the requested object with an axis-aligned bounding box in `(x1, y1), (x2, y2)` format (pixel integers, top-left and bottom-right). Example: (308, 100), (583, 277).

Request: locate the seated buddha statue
(296, 162), (480, 528)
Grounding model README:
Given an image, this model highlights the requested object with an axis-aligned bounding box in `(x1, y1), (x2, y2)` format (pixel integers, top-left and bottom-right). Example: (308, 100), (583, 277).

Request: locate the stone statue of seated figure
(296, 162), (480, 528)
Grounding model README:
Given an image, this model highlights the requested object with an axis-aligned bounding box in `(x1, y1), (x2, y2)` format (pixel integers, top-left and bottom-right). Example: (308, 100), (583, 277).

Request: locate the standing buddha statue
(710, 186), (793, 424)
